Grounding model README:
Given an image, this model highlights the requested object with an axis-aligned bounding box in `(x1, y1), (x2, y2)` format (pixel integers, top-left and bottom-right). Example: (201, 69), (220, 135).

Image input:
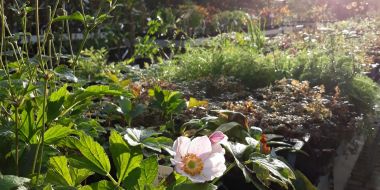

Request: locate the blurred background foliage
(4, 0), (380, 51)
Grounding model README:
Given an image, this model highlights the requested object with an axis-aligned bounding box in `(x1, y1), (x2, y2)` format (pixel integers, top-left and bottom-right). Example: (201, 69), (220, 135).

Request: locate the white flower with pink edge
(171, 131), (227, 183)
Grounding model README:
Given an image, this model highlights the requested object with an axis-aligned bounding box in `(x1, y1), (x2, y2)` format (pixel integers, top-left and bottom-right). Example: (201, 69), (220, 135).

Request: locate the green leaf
(95, 14), (112, 24)
(130, 104), (145, 119)
(69, 133), (111, 176)
(0, 173), (30, 190)
(109, 130), (143, 184)
(79, 180), (118, 190)
(137, 156), (158, 189)
(54, 66), (78, 83)
(250, 154), (296, 189)
(122, 168), (141, 189)
(47, 85), (69, 123)
(53, 11), (85, 23)
(69, 156), (107, 177)
(148, 86), (186, 117)
(216, 122), (248, 141)
(44, 125), (74, 145)
(119, 97), (132, 114)
(76, 119), (106, 138)
(142, 136), (173, 153)
(50, 84), (70, 102)
(46, 156), (74, 186)
(293, 170), (317, 190)
(124, 128), (160, 147)
(19, 101), (36, 143)
(124, 128), (171, 152)
(70, 168), (94, 186)
(250, 126), (263, 139)
(66, 85), (122, 109)
(221, 141), (266, 190)
(174, 183), (217, 190)
(216, 122), (242, 133)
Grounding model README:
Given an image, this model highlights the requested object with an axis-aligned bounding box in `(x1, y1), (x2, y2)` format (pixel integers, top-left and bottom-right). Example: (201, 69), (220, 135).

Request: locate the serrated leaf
(79, 180), (118, 190)
(50, 84), (69, 102)
(64, 85), (123, 117)
(70, 168), (94, 186)
(122, 168), (141, 189)
(46, 156), (74, 186)
(44, 125), (74, 145)
(69, 156), (107, 177)
(76, 119), (106, 138)
(47, 85), (69, 123)
(137, 156), (158, 189)
(109, 130), (143, 184)
(69, 133), (111, 176)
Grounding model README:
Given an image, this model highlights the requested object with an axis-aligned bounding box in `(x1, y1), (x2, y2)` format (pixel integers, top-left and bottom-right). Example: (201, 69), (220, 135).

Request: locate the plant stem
(35, 0), (44, 69)
(73, 29), (90, 73)
(23, 11), (29, 59)
(0, 0), (7, 72)
(41, 0), (60, 54)
(35, 77), (49, 183)
(14, 106), (20, 176)
(106, 173), (119, 187)
(63, 1), (74, 58)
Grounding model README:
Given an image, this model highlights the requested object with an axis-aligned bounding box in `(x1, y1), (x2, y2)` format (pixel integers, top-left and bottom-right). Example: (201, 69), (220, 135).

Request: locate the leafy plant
(148, 86), (187, 120)
(209, 10), (251, 33)
(46, 130), (160, 189)
(123, 128), (173, 153)
(119, 96), (145, 127)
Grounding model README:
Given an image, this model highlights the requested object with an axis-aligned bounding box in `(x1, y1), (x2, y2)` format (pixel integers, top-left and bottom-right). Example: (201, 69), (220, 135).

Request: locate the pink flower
(171, 135), (227, 183)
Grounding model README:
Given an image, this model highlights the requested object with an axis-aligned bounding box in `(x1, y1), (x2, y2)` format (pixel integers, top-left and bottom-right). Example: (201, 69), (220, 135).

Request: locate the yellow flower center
(182, 153), (204, 176)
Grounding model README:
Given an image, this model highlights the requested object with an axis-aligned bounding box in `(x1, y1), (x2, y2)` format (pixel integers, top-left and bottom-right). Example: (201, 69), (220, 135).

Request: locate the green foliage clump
(165, 36), (282, 89)
(209, 10), (251, 33)
(76, 48), (109, 80)
(343, 76), (380, 111)
(161, 27), (380, 111)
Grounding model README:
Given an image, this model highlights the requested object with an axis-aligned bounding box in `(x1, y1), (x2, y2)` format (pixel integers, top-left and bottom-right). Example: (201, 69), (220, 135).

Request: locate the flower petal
(202, 153), (226, 180)
(187, 174), (208, 183)
(175, 167), (208, 183)
(211, 143), (225, 154)
(209, 131), (227, 144)
(187, 136), (212, 157)
(173, 136), (191, 158)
